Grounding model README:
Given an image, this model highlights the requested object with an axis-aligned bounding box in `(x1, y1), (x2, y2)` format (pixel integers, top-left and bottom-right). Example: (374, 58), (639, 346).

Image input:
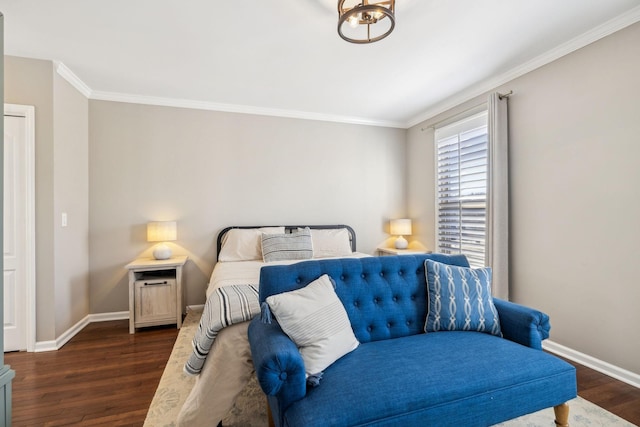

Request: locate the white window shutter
(436, 111), (489, 270)
(434, 95), (510, 300)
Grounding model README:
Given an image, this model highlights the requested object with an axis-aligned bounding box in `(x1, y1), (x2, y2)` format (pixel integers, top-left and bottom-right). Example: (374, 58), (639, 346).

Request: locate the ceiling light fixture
(338, 0), (395, 44)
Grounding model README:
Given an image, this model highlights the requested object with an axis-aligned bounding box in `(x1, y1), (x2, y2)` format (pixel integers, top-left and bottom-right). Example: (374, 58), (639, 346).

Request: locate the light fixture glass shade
(147, 221), (177, 260)
(338, 0), (395, 44)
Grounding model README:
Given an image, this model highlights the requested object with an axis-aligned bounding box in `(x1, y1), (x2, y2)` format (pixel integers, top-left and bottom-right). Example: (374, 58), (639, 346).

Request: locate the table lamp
(390, 219), (411, 249)
(147, 221), (177, 260)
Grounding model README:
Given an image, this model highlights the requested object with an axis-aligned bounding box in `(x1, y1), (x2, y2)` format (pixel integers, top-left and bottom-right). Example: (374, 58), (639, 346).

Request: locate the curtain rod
(498, 90), (513, 100)
(420, 90), (513, 131)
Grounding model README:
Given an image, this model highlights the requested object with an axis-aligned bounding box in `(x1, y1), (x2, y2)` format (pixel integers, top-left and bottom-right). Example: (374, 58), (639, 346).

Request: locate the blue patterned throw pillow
(424, 260), (502, 337)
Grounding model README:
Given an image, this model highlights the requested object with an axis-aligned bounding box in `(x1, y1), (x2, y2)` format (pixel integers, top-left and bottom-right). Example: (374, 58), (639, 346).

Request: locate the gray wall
(53, 72), (90, 337)
(5, 56), (90, 342)
(408, 22), (640, 375)
(88, 101), (407, 313)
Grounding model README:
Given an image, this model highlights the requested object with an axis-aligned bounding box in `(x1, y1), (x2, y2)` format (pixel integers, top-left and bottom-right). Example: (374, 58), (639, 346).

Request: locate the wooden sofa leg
(267, 397), (275, 427)
(554, 402), (570, 427)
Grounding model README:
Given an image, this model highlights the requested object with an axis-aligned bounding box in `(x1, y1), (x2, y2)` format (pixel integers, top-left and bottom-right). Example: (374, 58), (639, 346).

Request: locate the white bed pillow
(300, 228), (353, 258)
(218, 227), (285, 262)
(266, 274), (359, 376)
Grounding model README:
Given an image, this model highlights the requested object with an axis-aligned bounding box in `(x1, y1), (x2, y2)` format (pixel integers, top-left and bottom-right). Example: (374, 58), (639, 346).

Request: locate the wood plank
(6, 320), (177, 426)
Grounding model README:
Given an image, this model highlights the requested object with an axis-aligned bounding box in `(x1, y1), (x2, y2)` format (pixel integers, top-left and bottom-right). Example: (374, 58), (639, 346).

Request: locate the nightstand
(376, 247), (431, 256)
(125, 255), (187, 334)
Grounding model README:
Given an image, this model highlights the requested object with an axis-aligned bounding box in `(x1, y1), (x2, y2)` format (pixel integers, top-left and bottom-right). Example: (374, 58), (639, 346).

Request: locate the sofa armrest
(493, 298), (550, 350)
(248, 317), (307, 410)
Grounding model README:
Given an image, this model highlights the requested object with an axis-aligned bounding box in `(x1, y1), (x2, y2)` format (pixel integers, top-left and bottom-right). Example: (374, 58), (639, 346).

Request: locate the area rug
(144, 307), (266, 427)
(145, 309), (636, 427)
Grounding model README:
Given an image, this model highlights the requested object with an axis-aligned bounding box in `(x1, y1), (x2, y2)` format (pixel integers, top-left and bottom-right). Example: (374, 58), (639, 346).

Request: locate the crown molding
(54, 61), (92, 98)
(53, 60), (403, 128)
(52, 4), (640, 130)
(405, 5), (640, 129)
(89, 90), (405, 128)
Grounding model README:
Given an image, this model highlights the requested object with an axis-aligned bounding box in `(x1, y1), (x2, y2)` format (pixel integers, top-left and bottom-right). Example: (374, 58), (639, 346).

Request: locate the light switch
(62, 212), (68, 227)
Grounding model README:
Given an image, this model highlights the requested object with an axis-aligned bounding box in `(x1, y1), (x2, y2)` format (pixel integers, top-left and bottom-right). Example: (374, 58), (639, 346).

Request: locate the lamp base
(153, 243), (172, 260)
(394, 236), (408, 249)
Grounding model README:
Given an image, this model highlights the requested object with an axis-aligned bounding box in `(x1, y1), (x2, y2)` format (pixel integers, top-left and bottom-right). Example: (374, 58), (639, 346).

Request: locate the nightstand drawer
(134, 278), (177, 326)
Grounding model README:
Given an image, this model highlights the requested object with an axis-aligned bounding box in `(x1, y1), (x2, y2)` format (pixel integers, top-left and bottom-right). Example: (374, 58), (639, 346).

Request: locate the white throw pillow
(266, 274), (359, 376)
(218, 227), (285, 262)
(298, 228), (353, 258)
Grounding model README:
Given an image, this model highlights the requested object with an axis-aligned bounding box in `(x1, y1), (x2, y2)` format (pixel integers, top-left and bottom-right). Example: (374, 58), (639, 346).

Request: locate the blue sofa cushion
(425, 260), (502, 337)
(281, 332), (576, 427)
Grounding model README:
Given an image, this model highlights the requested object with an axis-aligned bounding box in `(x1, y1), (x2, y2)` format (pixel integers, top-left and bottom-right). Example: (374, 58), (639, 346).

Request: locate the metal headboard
(216, 224), (356, 261)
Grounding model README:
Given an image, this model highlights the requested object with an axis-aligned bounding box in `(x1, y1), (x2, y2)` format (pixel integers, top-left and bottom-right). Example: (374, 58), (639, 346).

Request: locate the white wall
(408, 22), (640, 375)
(88, 101), (407, 313)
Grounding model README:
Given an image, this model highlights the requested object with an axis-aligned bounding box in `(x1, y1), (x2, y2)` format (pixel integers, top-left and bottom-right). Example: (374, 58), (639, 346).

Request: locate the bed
(176, 225), (368, 426)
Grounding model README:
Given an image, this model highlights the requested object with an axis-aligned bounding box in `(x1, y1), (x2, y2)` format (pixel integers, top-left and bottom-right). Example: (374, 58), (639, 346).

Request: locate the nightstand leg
(176, 265), (183, 329)
(128, 270), (135, 334)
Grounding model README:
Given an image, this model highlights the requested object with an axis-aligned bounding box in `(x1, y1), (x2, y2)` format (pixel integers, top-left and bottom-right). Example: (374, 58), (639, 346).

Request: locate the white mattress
(206, 252), (371, 298)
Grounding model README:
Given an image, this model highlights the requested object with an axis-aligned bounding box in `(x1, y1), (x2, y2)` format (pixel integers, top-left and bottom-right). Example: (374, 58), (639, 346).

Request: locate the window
(435, 111), (488, 269)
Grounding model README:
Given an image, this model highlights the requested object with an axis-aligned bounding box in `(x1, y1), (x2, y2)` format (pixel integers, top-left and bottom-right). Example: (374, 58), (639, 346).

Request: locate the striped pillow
(266, 274), (359, 376)
(261, 227), (313, 262)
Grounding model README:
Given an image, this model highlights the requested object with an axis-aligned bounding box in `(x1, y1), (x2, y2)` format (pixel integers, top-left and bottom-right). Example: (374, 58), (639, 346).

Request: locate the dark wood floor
(6, 320), (178, 427)
(5, 319), (640, 426)
(562, 356), (640, 425)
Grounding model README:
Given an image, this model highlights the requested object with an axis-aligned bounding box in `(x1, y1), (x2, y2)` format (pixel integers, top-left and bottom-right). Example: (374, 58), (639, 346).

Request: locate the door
(4, 110), (33, 352)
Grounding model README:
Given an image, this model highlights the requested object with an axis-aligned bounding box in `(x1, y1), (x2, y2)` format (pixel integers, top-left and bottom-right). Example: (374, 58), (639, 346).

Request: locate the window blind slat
(435, 115), (488, 269)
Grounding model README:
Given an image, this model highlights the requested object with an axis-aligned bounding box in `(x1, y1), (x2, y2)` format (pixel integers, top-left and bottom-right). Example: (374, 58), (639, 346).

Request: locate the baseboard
(34, 311), (130, 352)
(33, 340), (57, 352)
(543, 340), (640, 389)
(55, 315), (92, 350)
(186, 304), (205, 312)
(88, 311), (130, 322)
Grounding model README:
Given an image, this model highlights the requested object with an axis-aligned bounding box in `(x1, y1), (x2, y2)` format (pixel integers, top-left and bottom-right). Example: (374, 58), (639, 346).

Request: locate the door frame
(4, 103), (36, 352)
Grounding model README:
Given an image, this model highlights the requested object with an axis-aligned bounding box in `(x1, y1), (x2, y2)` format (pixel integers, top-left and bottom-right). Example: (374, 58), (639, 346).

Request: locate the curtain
(486, 93), (509, 300)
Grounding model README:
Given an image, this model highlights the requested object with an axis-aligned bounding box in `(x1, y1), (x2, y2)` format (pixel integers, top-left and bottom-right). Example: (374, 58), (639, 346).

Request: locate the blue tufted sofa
(248, 254), (577, 427)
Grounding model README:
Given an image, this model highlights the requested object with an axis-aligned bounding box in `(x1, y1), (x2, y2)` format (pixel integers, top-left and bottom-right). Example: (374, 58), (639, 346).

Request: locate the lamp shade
(147, 221), (177, 242)
(390, 219), (412, 236)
